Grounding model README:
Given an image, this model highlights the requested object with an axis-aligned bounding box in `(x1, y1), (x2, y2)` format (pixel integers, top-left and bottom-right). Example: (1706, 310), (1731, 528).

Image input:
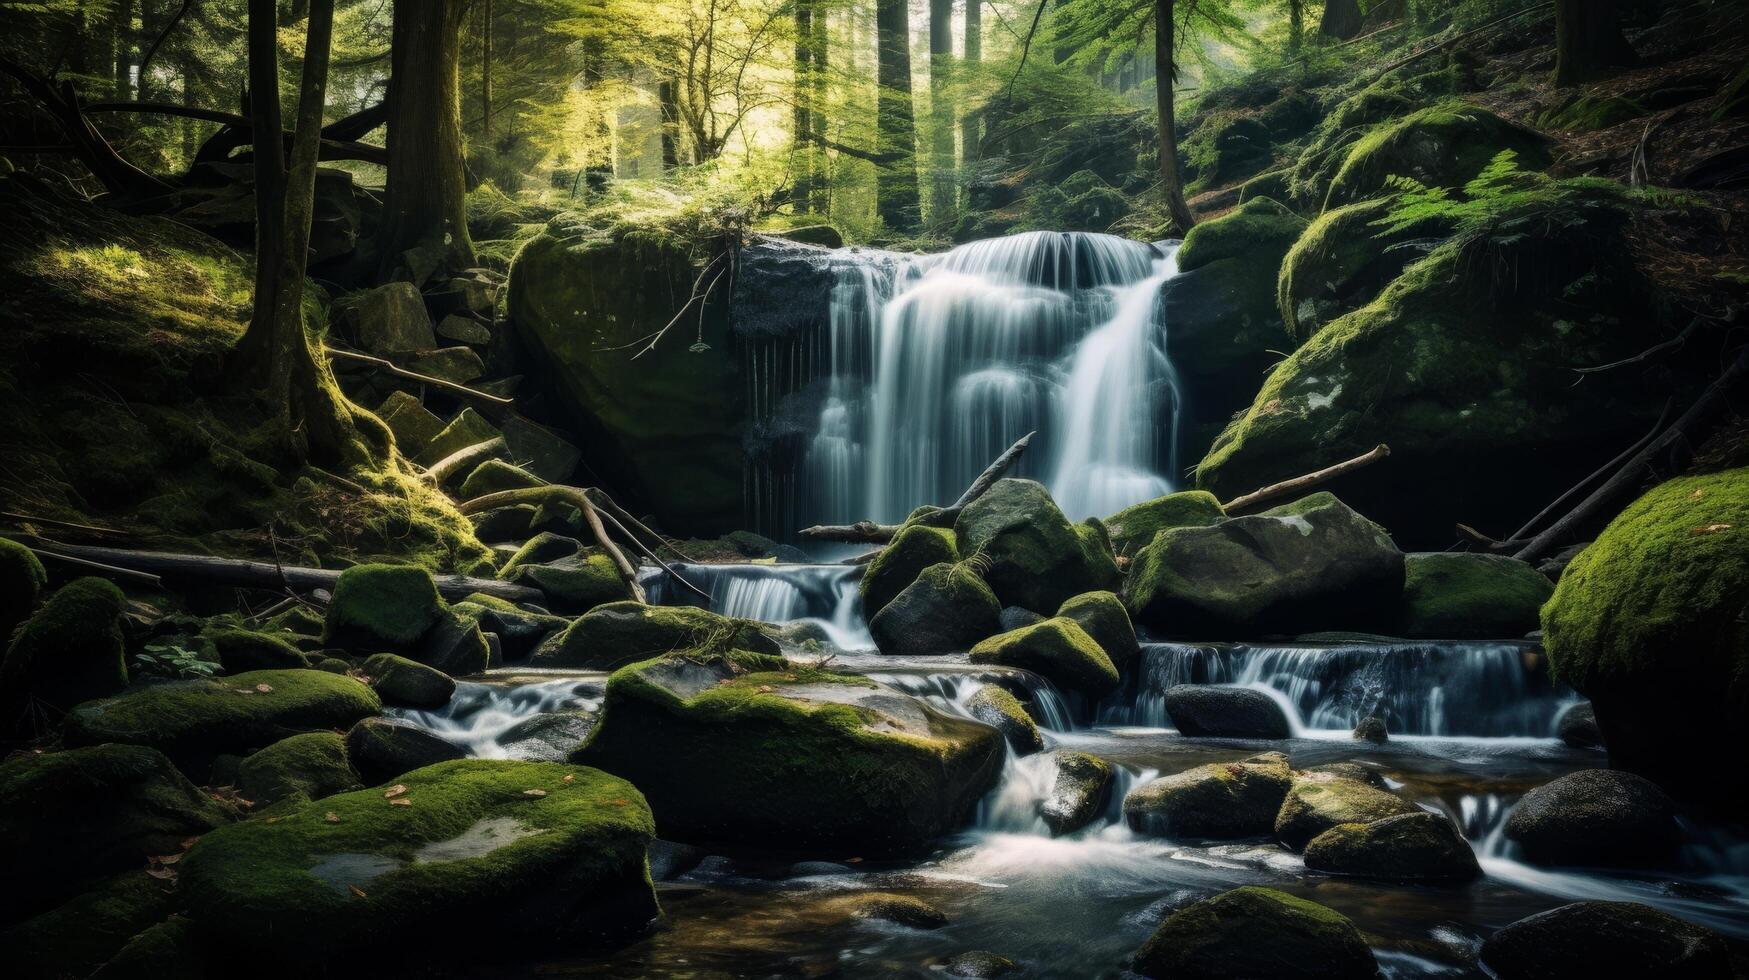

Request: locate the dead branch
(1222, 444), (1392, 514)
(27, 546), (164, 586)
(457, 487), (646, 602)
(325, 347), (513, 410)
(585, 489), (699, 565)
(1573, 320), (1697, 376)
(1504, 398), (1674, 543)
(799, 431), (1037, 543)
(86, 102), (391, 165)
(590, 507), (711, 602)
(1371, 4), (1550, 78)
(429, 437), (508, 487)
(0, 56), (170, 197)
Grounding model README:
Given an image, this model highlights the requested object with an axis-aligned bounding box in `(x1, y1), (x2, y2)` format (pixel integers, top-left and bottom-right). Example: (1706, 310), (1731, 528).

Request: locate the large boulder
(0, 536), (46, 642)
(323, 564), (444, 652)
(1503, 769), (1681, 867)
(344, 717), (468, 785)
(1277, 195), (1448, 343)
(1326, 104), (1552, 206)
(533, 600), (778, 669)
(1040, 751), (1114, 836)
(63, 669), (382, 779)
(236, 731), (363, 805)
(1397, 553), (1552, 639)
(1164, 685), (1291, 739)
(1102, 490), (1225, 557)
(206, 625), (309, 673)
(1126, 492), (1404, 636)
(1123, 752), (1291, 839)
(0, 577), (129, 732)
(417, 606), (492, 677)
(334, 282), (437, 354)
(1480, 902), (1731, 980)
(968, 618), (1120, 701)
(1056, 591), (1140, 678)
(497, 533), (633, 614)
(360, 652), (456, 709)
(1543, 468), (1749, 807)
(179, 760), (659, 970)
(574, 651), (1003, 855)
(1275, 771), (1419, 851)
(861, 524), (960, 617)
(952, 479), (1121, 614)
(870, 562), (1002, 656)
(966, 684), (1044, 755)
(1132, 886), (1378, 980)
(4, 870), (180, 980)
(1303, 811), (1480, 881)
(0, 745), (232, 922)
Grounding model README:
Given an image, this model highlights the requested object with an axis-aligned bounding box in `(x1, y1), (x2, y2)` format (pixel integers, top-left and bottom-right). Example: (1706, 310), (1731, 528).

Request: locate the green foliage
(135, 639), (223, 681)
(1370, 149), (1630, 239)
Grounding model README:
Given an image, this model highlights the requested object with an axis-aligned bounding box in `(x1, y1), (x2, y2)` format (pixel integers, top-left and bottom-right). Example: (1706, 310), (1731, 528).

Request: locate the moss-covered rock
(1542, 469), (1749, 806)
(1327, 103), (1552, 206)
(179, 759), (659, 969)
(870, 562), (1003, 656)
(374, 389), (446, 456)
(1132, 886), (1378, 980)
(1398, 552), (1551, 639)
(1503, 769), (1681, 867)
(63, 669), (381, 779)
(1275, 771), (1418, 852)
(88, 916), (211, 980)
(1277, 195), (1449, 343)
(416, 605), (492, 677)
(968, 617), (1119, 701)
(1183, 112), (1276, 191)
(462, 592), (570, 661)
(1041, 751), (1114, 836)
(1127, 493), (1404, 637)
(953, 479), (1120, 614)
(533, 600), (778, 669)
(1102, 491), (1225, 557)
(4, 870), (179, 980)
(861, 524), (960, 617)
(413, 408), (502, 468)
(1287, 75), (1424, 207)
(323, 563), (444, 652)
(1479, 901), (1732, 980)
(361, 652), (457, 708)
(966, 684), (1044, 755)
(574, 651), (1003, 855)
(0, 745), (231, 922)
(458, 459), (545, 501)
(237, 731), (363, 805)
(0, 536), (46, 642)
(206, 625), (310, 673)
(0, 576), (129, 733)
(1304, 811), (1481, 881)
(1123, 752), (1292, 839)
(344, 716), (467, 785)
(497, 533), (632, 614)
(1056, 591), (1140, 678)
(1164, 684), (1291, 739)
(834, 892), (949, 929)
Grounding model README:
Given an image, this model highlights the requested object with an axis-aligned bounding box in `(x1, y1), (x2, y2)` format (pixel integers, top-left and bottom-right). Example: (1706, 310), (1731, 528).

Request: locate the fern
(1370, 149), (1633, 242)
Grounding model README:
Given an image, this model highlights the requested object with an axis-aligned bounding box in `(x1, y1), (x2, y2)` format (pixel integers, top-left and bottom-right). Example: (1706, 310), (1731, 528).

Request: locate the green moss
(863, 524), (961, 616)
(1042, 750), (1115, 836)
(1103, 491), (1226, 556)
(1276, 195), (1452, 342)
(0, 536), (47, 641)
(1536, 93), (1647, 131)
(497, 534), (631, 615)
(361, 652), (457, 708)
(1176, 197), (1307, 274)
(458, 459), (545, 501)
(414, 408), (503, 468)
(265, 604), (325, 637)
(1183, 112), (1275, 193)
(4, 870), (179, 980)
(1134, 886), (1376, 979)
(88, 916), (211, 980)
(237, 731), (363, 805)
(1055, 591), (1140, 676)
(1303, 811), (1480, 881)
(1275, 772), (1418, 851)
(204, 625), (310, 673)
(968, 617), (1119, 699)
(0, 576), (128, 732)
(374, 390), (446, 456)
(324, 563), (444, 651)
(1123, 753), (1292, 839)
(966, 685), (1043, 755)
(1327, 103), (1552, 206)
(1398, 552), (1551, 639)
(534, 600), (777, 669)
(953, 479), (1121, 613)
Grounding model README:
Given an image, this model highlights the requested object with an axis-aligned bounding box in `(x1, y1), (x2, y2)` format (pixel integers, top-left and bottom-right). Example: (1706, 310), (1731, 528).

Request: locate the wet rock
(360, 653), (456, 709)
(969, 617), (1120, 700)
(394, 346), (485, 385)
(1124, 752), (1292, 839)
(0, 577), (129, 732)
(237, 731), (363, 805)
(417, 606), (492, 677)
(838, 892), (948, 929)
(1275, 772), (1418, 851)
(946, 950), (1021, 977)
(4, 870), (180, 980)
(500, 416), (582, 483)
(1555, 702), (1604, 749)
(497, 711), (596, 761)
(967, 685), (1044, 755)
(1397, 552), (1553, 639)
(1503, 769), (1681, 867)
(1103, 490), (1227, 556)
(1132, 886), (1378, 980)
(335, 281), (436, 354)
(1056, 591), (1140, 678)
(533, 600), (777, 669)
(1164, 685), (1290, 739)
(772, 225), (844, 249)
(953, 479), (1121, 614)
(1307, 762), (1387, 789)
(323, 563), (444, 652)
(1041, 751), (1114, 836)
(459, 593), (568, 661)
(763, 619), (833, 653)
(1479, 901), (1731, 980)
(861, 524), (960, 617)
(1326, 105), (1552, 206)
(0, 536), (45, 643)
(871, 562), (1002, 656)
(998, 605), (1044, 632)
(1303, 811), (1480, 881)
(344, 717), (466, 785)
(497, 533), (634, 615)
(207, 625), (309, 673)
(373, 390), (446, 456)
(1351, 714), (1388, 743)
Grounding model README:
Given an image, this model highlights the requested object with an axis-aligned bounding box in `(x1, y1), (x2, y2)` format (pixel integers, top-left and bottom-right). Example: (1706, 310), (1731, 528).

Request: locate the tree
(1319, 0), (1362, 40)
(1555, 0), (1637, 87)
(927, 0), (954, 222)
(793, 0), (816, 206)
(875, 0), (918, 230)
(377, 0), (476, 279)
(1155, 0), (1194, 233)
(961, 0), (981, 166)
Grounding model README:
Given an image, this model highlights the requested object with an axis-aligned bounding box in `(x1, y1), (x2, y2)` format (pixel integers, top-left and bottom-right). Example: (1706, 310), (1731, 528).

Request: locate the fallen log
(799, 431), (1036, 544)
(1221, 444), (1392, 514)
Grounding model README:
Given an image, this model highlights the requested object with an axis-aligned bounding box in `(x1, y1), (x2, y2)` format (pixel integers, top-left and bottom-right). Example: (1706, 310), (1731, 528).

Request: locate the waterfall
(641, 562), (871, 649)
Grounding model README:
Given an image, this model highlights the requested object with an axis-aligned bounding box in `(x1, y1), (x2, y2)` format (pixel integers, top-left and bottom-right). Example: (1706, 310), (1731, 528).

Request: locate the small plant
(133, 639), (220, 680)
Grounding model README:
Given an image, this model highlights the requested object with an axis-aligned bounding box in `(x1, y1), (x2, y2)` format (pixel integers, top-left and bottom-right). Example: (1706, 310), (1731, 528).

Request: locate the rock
(1275, 772), (1419, 851)
(575, 651), (1003, 855)
(967, 685), (1044, 755)
(343, 717), (466, 785)
(498, 711), (596, 761)
(861, 524), (960, 617)
(1056, 591), (1140, 678)
(394, 346), (485, 385)
(323, 564), (444, 652)
(179, 760), (659, 970)
(0, 745), (231, 922)
(1184, 113), (1276, 189)
(360, 652), (456, 708)
(1543, 468), (1749, 807)
(63, 669), (382, 779)
(1277, 195), (1446, 343)
(206, 625), (309, 673)
(414, 408), (503, 468)
(497, 533), (633, 614)
(3, 870), (180, 980)
(773, 224), (844, 248)
(167, 162), (366, 267)
(417, 606), (492, 676)
(968, 618), (1120, 701)
(1555, 702), (1603, 749)
(434, 313), (493, 345)
(1397, 553), (1553, 639)
(1123, 752), (1292, 839)
(373, 389), (446, 455)
(998, 605), (1044, 632)
(533, 600), (777, 668)
(1305, 762), (1388, 789)
(1479, 901), (1732, 980)
(236, 731), (363, 805)
(0, 536), (46, 642)
(457, 459), (543, 501)
(500, 416), (583, 483)
(1103, 490), (1226, 556)
(1326, 104), (1553, 206)
(1132, 886), (1378, 980)
(1303, 811), (1480, 881)
(870, 562), (1002, 656)
(1351, 714), (1388, 743)
(1027, 169), (1130, 230)
(0, 577), (129, 732)
(1503, 769), (1681, 867)
(430, 276), (495, 317)
(946, 950), (1022, 977)
(470, 503), (537, 543)
(1127, 492), (1405, 637)
(458, 592), (568, 661)
(953, 479), (1121, 614)
(88, 916), (210, 980)
(1041, 751), (1114, 836)
(1164, 685), (1291, 739)
(336, 281), (436, 354)
(838, 892), (948, 929)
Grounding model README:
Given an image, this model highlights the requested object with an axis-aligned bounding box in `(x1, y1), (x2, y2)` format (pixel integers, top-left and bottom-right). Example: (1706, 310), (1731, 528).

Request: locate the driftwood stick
(429, 437), (508, 487)
(1505, 399), (1674, 543)
(799, 430), (1036, 544)
(456, 487), (645, 602)
(325, 348), (514, 410)
(592, 508), (710, 601)
(1222, 444), (1392, 514)
(946, 431), (1036, 513)
(799, 519), (903, 544)
(28, 546), (164, 586)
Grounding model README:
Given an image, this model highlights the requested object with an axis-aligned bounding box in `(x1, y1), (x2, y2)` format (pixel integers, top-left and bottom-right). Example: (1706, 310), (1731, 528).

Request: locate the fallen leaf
(384, 784), (408, 799)
(388, 798), (412, 807)
(561, 774), (575, 784)
(349, 885), (367, 899)
(232, 688), (255, 695)
(1694, 523), (1732, 535)
(180, 837), (200, 850)
(610, 799), (629, 807)
(255, 683), (274, 693)
(324, 812), (341, 824)
(523, 788), (548, 797)
(152, 853), (182, 866)
(1692, 489), (1708, 499)
(757, 685), (774, 693)
(845, 857), (863, 864)
(146, 868), (177, 880)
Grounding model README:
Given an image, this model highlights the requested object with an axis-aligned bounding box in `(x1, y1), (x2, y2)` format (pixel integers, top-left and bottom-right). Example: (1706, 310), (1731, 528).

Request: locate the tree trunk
(809, 4), (828, 212)
(1155, 0), (1195, 233)
(1554, 0), (1637, 87)
(480, 0), (493, 137)
(961, 0), (980, 165)
(1288, 0), (1303, 52)
(874, 0), (919, 230)
(377, 0), (476, 279)
(928, 0), (954, 223)
(659, 78), (681, 169)
(1320, 0), (1363, 39)
(113, 0), (133, 99)
(793, 0), (815, 207)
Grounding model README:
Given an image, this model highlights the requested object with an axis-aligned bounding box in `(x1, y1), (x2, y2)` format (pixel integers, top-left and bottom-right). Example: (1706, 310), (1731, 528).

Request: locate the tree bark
(1320, 0), (1363, 39)
(113, 0), (134, 100)
(377, 0), (477, 279)
(1554, 0), (1637, 87)
(658, 78), (681, 169)
(1155, 0), (1195, 233)
(875, 0), (919, 231)
(928, 0), (955, 222)
(809, 5), (828, 212)
(793, 0), (815, 207)
(480, 0), (494, 137)
(961, 0), (981, 165)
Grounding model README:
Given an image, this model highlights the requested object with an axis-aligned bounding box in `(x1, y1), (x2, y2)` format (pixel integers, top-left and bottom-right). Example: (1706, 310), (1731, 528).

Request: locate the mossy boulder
(1275, 771), (1419, 852)
(1164, 685), (1291, 739)
(861, 524), (960, 617)
(1479, 901), (1732, 980)
(344, 717), (467, 785)
(179, 760), (659, 969)
(413, 407), (502, 468)
(1503, 769), (1681, 867)
(1126, 493), (1404, 637)
(1041, 751), (1114, 836)
(361, 652), (457, 708)
(88, 916), (210, 980)
(834, 892), (949, 929)
(869, 562), (1002, 656)
(966, 684), (1044, 755)
(1183, 112), (1276, 191)
(462, 593), (569, 661)
(323, 563), (444, 652)
(374, 389), (445, 456)
(1543, 469), (1749, 806)
(0, 536), (46, 642)
(1102, 491), (1226, 556)
(206, 625), (309, 673)
(416, 605), (492, 677)
(1277, 195), (1448, 342)
(1304, 811), (1481, 881)
(63, 669), (382, 779)
(4, 870), (179, 980)
(0, 576), (129, 732)
(953, 479), (1120, 614)
(1132, 886), (1378, 980)
(458, 459), (544, 501)
(574, 651), (1004, 855)
(533, 600), (778, 669)
(1056, 591), (1140, 678)
(0, 745), (231, 922)
(968, 617), (1119, 701)
(1326, 103), (1552, 206)
(1123, 752), (1292, 839)
(236, 731), (363, 805)
(1397, 552), (1552, 639)
(497, 533), (632, 614)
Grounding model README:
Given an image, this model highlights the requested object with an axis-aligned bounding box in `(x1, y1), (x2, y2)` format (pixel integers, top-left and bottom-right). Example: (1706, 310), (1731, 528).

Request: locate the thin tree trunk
(480, 0), (493, 137)
(1155, 0), (1195, 233)
(1554, 0), (1637, 87)
(928, 0), (954, 223)
(794, 0), (815, 207)
(875, 0), (919, 231)
(378, 0), (477, 279)
(112, 0), (134, 99)
(961, 0), (980, 166)
(659, 78), (681, 169)
(1320, 0), (1363, 39)
(1288, 0), (1303, 52)
(809, 4), (828, 212)
(238, 0), (286, 382)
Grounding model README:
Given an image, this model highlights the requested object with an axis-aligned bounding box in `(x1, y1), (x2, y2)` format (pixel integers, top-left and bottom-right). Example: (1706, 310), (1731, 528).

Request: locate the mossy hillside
(180, 760), (659, 968)
(87, 916), (210, 980)
(968, 617), (1120, 700)
(534, 600), (778, 669)
(1398, 552), (1551, 639)
(1326, 103), (1552, 206)
(952, 479), (1120, 613)
(1285, 66), (1462, 207)
(1102, 490), (1225, 556)
(4, 870), (179, 980)
(0, 576), (129, 732)
(861, 524), (960, 617)
(323, 563), (445, 651)
(236, 731), (363, 805)
(1276, 195), (1452, 343)
(0, 537), (46, 642)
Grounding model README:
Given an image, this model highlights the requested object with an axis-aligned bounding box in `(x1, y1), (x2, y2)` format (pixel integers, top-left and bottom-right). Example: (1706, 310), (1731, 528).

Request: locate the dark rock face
(1124, 752), (1292, 839)
(496, 711), (597, 761)
(344, 717), (466, 786)
(1132, 886), (1378, 980)
(1040, 751), (1114, 836)
(1303, 811), (1480, 881)
(1555, 702), (1604, 749)
(729, 237), (843, 339)
(871, 563), (1002, 656)
(1479, 902), (1732, 980)
(1503, 769), (1681, 867)
(1164, 685), (1291, 739)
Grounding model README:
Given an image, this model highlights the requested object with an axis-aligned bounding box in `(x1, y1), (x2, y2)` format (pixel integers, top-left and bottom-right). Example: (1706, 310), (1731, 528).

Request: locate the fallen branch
(1371, 3), (1549, 78)
(428, 437), (507, 486)
(325, 347), (513, 410)
(457, 487), (646, 602)
(27, 546), (164, 586)
(0, 56), (169, 197)
(590, 506), (710, 602)
(799, 431), (1036, 543)
(585, 489), (699, 565)
(1504, 398), (1674, 543)
(1573, 320), (1697, 376)
(1222, 444), (1392, 514)
(86, 102), (391, 165)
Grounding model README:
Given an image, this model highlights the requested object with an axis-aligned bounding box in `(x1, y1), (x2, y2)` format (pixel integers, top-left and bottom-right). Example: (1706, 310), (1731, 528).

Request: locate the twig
(136, 0), (197, 84)
(325, 347), (513, 409)
(1371, 4), (1549, 78)
(597, 253), (727, 359)
(1506, 399), (1674, 543)
(458, 487), (647, 602)
(1574, 321), (1697, 376)
(586, 489), (699, 564)
(0, 511), (125, 536)
(799, 430), (1036, 543)
(592, 507), (710, 601)
(1222, 444), (1392, 514)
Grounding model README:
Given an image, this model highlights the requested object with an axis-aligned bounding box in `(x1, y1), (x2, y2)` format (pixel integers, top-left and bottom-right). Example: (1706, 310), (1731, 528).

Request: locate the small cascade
(641, 561), (870, 648)
(974, 750), (1146, 836)
(873, 667), (1075, 732)
(391, 678), (602, 758)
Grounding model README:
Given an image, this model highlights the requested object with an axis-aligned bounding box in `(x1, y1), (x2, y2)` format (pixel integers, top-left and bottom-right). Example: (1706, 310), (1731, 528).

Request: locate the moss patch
(237, 731), (363, 805)
(968, 617), (1119, 700)
(324, 563), (444, 651)
(1327, 103), (1552, 206)
(0, 576), (128, 732)
(953, 479), (1120, 614)
(1133, 886), (1376, 979)
(1102, 491), (1226, 557)
(861, 524), (960, 617)
(0, 537), (47, 642)
(1398, 552), (1551, 639)
(534, 600), (777, 669)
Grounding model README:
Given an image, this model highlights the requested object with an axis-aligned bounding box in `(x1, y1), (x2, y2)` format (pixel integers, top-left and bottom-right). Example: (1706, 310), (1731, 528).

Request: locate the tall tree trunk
(378, 0), (476, 280)
(1319, 0), (1362, 39)
(809, 4), (828, 212)
(1155, 0), (1195, 234)
(961, 0), (980, 166)
(659, 78), (681, 170)
(480, 0), (493, 137)
(580, 34), (613, 191)
(927, 0), (954, 223)
(874, 0), (918, 231)
(1554, 0), (1637, 87)
(113, 0), (133, 99)
(1288, 0), (1303, 52)
(179, 54), (196, 164)
(793, 0), (815, 207)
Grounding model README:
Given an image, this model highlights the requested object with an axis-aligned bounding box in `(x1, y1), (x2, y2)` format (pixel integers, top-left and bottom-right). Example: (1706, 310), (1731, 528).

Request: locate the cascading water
(641, 561), (870, 648)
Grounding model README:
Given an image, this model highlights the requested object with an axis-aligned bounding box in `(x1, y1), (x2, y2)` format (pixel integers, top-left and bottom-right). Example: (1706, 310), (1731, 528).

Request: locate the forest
(0, 0), (1746, 976)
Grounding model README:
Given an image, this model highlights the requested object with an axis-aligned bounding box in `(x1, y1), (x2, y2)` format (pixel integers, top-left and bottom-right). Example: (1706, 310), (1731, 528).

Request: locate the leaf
(388, 798), (413, 807)
(146, 868), (177, 880)
(522, 789), (548, 798)
(349, 885), (367, 899)
(152, 853), (182, 866)
(1693, 523), (1732, 535)
(384, 784), (408, 799)
(561, 774), (575, 784)
(255, 683), (274, 693)
(324, 811), (341, 824)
